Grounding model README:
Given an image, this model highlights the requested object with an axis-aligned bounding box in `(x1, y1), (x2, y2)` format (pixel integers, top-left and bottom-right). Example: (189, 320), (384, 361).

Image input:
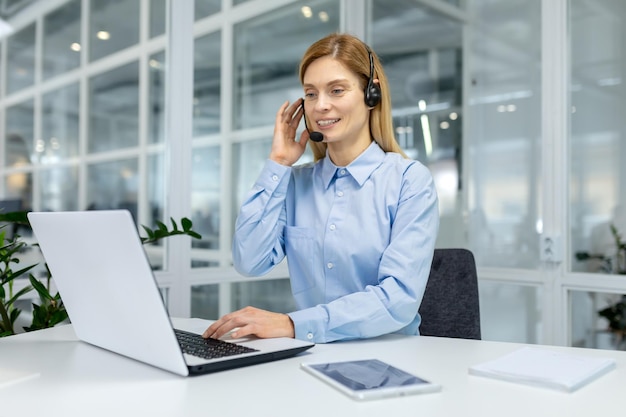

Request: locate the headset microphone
(302, 103), (324, 142)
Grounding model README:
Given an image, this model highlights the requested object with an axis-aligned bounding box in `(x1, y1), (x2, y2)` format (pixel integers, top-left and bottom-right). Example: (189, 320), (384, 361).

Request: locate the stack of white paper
(469, 347), (616, 392)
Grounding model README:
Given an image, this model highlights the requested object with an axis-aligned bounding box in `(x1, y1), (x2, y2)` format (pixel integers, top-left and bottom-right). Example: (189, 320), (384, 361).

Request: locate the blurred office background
(1, 0), (625, 350)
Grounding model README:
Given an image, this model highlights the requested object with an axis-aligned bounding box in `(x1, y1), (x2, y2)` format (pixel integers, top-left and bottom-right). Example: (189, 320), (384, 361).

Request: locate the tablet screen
(307, 359), (429, 391)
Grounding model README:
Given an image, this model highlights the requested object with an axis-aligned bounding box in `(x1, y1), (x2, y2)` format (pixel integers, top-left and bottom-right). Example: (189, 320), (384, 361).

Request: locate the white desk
(0, 318), (623, 417)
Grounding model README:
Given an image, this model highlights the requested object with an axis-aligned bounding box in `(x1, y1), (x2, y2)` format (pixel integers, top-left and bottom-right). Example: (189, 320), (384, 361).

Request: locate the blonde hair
(298, 33), (407, 161)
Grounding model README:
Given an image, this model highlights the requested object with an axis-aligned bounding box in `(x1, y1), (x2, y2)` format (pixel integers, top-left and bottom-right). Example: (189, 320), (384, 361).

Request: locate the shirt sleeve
(288, 162), (440, 343)
(232, 159), (291, 276)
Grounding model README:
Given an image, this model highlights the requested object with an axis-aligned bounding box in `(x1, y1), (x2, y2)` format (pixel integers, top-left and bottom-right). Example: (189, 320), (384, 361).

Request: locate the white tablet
(301, 359), (441, 401)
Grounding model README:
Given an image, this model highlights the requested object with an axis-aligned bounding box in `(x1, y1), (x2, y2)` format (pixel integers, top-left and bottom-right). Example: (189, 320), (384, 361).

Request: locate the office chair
(418, 248), (481, 339)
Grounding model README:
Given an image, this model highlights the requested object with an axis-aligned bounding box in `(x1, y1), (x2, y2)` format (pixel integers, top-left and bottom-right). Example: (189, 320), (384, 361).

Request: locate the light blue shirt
(232, 141), (439, 343)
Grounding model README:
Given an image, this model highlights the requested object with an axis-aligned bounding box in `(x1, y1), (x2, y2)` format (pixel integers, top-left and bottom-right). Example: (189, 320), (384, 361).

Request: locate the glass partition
(191, 145), (221, 253)
(149, 0), (166, 38)
(5, 100), (34, 168)
(195, 0), (221, 21)
(571, 290), (625, 350)
(479, 281), (542, 344)
(371, 0), (463, 248)
(569, 0), (626, 275)
(89, 0), (140, 62)
(41, 83), (80, 161)
(43, 0), (81, 80)
(193, 32), (221, 137)
(466, 0), (542, 269)
(88, 62), (140, 153)
(38, 167), (79, 212)
(232, 0), (339, 129)
(86, 159), (139, 214)
(149, 51), (166, 144)
(6, 24), (36, 94)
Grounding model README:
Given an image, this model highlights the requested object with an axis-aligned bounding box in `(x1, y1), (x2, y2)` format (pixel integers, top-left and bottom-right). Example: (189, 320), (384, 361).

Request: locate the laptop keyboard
(174, 329), (259, 360)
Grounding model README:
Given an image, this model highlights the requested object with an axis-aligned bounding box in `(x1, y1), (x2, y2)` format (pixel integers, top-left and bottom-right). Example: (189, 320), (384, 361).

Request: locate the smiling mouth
(317, 119), (340, 128)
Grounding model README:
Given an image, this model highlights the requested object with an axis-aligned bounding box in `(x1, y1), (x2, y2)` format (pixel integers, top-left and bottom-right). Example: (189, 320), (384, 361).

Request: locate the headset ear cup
(365, 82), (381, 107)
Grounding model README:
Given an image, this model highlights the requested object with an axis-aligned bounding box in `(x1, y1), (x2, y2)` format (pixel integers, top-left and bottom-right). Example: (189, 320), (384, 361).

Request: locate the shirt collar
(320, 141), (385, 189)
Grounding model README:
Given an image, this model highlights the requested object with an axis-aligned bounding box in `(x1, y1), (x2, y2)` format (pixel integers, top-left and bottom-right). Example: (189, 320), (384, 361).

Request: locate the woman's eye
(331, 88), (344, 95)
(304, 92), (316, 100)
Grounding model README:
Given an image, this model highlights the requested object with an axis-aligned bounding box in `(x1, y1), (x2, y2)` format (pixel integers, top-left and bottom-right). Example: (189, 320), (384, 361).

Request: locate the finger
(298, 130), (309, 147)
(230, 324), (255, 339)
(275, 100), (290, 125)
(202, 316), (235, 339)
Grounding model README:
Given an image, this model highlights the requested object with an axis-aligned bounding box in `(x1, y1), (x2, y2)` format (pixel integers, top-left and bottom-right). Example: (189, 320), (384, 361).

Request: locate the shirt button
(327, 262), (334, 269)
(271, 175), (279, 181)
(329, 224), (336, 230)
(307, 333), (314, 340)
(337, 191), (344, 197)
(339, 169), (346, 175)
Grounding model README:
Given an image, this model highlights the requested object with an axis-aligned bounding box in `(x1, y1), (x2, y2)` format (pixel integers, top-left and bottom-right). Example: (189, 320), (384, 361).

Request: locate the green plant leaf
(29, 276), (53, 302)
(6, 285), (33, 306)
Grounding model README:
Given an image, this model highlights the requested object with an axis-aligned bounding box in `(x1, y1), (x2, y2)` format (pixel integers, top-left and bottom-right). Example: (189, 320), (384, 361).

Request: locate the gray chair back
(418, 248), (481, 339)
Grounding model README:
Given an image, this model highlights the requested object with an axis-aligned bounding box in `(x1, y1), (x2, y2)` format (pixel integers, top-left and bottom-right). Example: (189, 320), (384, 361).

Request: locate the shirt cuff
(288, 307), (328, 343)
(255, 159), (291, 192)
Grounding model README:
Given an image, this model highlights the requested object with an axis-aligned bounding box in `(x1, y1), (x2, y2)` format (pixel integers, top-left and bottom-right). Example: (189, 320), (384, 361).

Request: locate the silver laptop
(27, 210), (314, 377)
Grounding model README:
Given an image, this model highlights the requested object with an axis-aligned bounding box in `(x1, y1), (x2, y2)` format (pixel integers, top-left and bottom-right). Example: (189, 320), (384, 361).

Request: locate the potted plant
(0, 211), (201, 337)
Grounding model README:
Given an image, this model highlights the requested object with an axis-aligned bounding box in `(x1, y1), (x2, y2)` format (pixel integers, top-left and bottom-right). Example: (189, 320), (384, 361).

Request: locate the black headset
(364, 45), (382, 108)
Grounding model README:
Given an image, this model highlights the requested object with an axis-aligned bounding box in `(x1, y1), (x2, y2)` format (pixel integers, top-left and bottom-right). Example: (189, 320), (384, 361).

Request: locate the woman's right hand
(269, 99), (309, 166)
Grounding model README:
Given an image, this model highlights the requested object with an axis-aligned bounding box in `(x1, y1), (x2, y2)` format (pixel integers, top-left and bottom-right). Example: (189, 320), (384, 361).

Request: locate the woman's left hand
(202, 306), (295, 340)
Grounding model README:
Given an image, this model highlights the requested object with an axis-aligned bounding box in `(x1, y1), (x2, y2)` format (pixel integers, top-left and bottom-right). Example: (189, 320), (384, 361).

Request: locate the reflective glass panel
(231, 279), (296, 313)
(3, 100), (33, 210)
(5, 100), (34, 168)
(86, 159), (139, 217)
(466, 1), (542, 268)
(89, 0), (140, 62)
(571, 290), (626, 351)
(191, 284), (219, 319)
(191, 146), (221, 254)
(6, 23), (35, 94)
(193, 32), (221, 136)
(194, 0), (220, 20)
(233, 0), (339, 129)
(3, 173), (32, 212)
(147, 153), (165, 228)
(40, 83), (80, 161)
(146, 152), (166, 270)
(43, 0), (81, 80)
(149, 0), (166, 38)
(149, 51), (166, 144)
(88, 62), (139, 153)
(479, 281), (541, 344)
(38, 166), (79, 211)
(232, 138), (270, 228)
(569, 0), (626, 275)
(371, 0), (463, 249)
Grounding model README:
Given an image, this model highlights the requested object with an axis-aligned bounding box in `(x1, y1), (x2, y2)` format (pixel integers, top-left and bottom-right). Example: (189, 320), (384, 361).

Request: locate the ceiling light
(301, 6), (312, 18)
(70, 42), (81, 51)
(97, 31), (110, 40)
(318, 11), (329, 22)
(420, 115), (432, 157)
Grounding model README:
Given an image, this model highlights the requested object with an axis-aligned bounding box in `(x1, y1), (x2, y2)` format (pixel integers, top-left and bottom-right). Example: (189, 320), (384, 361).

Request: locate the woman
(203, 33), (439, 343)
